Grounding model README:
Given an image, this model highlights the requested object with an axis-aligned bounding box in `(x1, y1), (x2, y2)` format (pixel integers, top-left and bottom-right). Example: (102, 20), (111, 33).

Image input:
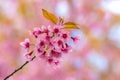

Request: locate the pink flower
(61, 43), (72, 53)
(62, 33), (68, 39)
(53, 26), (60, 34)
(25, 51), (33, 59)
(20, 38), (30, 51)
(61, 32), (70, 42)
(71, 36), (79, 44)
(47, 58), (53, 64)
(41, 26), (52, 35)
(57, 39), (63, 46)
(38, 40), (45, 47)
(54, 60), (59, 65)
(20, 25), (78, 65)
(32, 28), (42, 38)
(50, 50), (61, 58)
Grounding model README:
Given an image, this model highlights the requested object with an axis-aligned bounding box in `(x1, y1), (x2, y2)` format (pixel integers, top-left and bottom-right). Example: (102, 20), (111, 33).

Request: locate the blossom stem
(4, 56), (36, 80)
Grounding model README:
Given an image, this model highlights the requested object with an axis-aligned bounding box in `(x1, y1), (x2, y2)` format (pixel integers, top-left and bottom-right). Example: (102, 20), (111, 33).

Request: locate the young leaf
(42, 9), (57, 24)
(64, 22), (79, 29)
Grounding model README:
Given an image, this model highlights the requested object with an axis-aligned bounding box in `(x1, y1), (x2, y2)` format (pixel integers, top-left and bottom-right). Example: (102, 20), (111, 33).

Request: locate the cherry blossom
(20, 38), (30, 51)
(20, 25), (79, 65)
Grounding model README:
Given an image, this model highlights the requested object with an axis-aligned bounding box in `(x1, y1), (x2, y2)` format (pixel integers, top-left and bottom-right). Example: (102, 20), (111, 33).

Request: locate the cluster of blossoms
(20, 25), (78, 65)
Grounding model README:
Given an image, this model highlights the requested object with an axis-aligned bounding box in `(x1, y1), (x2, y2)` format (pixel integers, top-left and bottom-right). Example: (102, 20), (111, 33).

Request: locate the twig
(4, 56), (36, 80)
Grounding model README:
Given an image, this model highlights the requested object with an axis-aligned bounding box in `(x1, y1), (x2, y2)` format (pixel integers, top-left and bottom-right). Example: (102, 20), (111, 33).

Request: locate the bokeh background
(0, 0), (120, 80)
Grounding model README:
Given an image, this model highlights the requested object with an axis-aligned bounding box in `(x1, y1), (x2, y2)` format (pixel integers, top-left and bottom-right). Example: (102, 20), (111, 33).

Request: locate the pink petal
(20, 42), (25, 47)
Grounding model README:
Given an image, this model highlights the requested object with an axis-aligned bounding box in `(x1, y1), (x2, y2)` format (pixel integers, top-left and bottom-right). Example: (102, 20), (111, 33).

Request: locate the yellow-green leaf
(42, 9), (57, 24)
(64, 22), (79, 29)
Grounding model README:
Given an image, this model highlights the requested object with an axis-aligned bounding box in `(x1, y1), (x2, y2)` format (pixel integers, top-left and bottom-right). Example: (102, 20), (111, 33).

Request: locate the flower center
(62, 33), (67, 39)
(54, 28), (59, 33)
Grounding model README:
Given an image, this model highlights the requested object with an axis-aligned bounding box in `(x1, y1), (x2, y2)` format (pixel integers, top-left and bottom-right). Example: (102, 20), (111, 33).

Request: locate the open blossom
(32, 28), (42, 38)
(20, 25), (79, 65)
(20, 38), (30, 51)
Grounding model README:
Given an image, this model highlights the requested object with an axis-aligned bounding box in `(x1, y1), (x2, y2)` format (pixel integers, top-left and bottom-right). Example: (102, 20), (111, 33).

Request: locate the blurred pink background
(0, 0), (120, 80)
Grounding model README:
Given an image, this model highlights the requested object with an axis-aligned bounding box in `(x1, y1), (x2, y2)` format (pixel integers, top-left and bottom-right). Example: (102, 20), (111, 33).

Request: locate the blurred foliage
(0, 0), (120, 80)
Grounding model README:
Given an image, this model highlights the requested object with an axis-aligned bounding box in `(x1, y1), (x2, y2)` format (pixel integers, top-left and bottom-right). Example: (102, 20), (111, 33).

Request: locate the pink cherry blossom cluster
(20, 25), (79, 65)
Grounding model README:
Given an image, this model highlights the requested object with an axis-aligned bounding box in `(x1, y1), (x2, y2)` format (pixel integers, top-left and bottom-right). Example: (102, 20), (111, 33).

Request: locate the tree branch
(4, 56), (36, 80)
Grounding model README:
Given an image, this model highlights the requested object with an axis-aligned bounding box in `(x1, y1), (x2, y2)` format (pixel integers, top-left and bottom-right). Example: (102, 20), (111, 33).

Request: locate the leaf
(42, 9), (57, 24)
(64, 22), (79, 29)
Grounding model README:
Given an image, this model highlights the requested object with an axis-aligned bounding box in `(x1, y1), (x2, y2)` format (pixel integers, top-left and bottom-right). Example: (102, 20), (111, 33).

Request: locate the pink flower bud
(25, 51), (33, 59)
(71, 36), (79, 44)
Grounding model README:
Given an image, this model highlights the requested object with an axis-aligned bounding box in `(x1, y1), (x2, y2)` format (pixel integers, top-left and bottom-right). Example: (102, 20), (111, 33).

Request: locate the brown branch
(4, 56), (36, 80)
